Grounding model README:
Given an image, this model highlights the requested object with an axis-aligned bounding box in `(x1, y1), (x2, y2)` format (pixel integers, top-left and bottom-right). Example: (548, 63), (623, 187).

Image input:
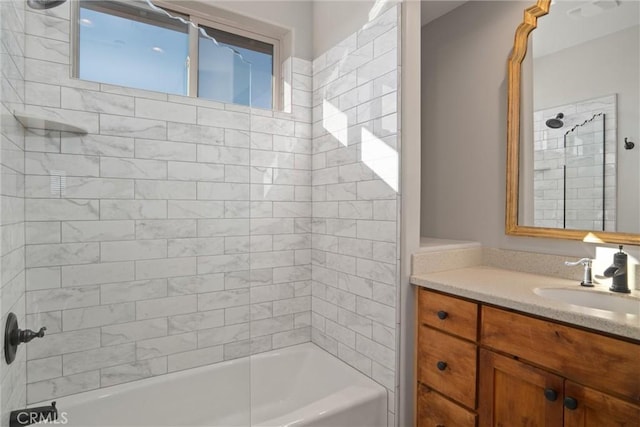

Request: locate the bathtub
(35, 343), (387, 427)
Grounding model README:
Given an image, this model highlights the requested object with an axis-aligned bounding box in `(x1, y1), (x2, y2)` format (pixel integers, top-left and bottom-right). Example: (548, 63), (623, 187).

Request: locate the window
(76, 1), (279, 109)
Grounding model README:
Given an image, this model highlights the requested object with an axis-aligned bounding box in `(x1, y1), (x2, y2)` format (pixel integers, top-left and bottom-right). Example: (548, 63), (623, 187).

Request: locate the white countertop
(411, 266), (640, 341)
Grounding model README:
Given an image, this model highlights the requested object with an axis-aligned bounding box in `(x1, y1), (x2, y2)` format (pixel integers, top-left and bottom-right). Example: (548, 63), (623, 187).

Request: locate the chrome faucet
(604, 246), (630, 294)
(564, 258), (594, 287)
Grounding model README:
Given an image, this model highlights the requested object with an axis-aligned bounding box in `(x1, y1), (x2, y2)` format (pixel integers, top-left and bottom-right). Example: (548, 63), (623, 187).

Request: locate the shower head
(27, 0), (66, 9)
(545, 113), (564, 129)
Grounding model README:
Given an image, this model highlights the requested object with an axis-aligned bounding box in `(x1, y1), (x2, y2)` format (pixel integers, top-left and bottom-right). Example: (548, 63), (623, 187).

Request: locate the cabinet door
(478, 349), (563, 427)
(563, 381), (640, 427)
(417, 384), (476, 427)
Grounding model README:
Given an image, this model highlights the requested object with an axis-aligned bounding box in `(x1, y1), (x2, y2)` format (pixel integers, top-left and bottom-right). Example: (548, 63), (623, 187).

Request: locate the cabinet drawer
(418, 289), (478, 341)
(418, 326), (477, 408)
(417, 384), (476, 427)
(481, 306), (640, 403)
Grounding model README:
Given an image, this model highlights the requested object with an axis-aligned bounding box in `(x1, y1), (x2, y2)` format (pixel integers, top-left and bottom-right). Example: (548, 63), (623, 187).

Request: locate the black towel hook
(624, 137), (635, 150)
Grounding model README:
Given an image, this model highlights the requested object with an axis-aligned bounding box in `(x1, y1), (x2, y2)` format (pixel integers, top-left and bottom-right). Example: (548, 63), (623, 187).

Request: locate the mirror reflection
(519, 0), (640, 234)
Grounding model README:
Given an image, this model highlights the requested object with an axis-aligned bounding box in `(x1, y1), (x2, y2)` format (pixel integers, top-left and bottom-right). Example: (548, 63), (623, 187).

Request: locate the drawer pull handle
(564, 397), (578, 410)
(436, 310), (448, 320)
(544, 388), (558, 402)
(436, 361), (447, 371)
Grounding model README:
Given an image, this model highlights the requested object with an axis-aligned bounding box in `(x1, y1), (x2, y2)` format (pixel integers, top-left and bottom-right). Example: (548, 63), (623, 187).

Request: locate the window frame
(72, 0), (282, 110)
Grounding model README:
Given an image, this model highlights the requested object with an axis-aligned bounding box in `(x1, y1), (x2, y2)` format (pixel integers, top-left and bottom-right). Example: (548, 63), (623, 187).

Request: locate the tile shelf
(13, 110), (88, 134)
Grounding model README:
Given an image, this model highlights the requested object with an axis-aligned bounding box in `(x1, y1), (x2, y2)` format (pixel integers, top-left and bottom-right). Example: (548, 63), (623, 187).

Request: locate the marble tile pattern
(533, 95), (617, 231)
(1, 0), (28, 425)
(311, 4), (400, 426)
(20, 4), (313, 404)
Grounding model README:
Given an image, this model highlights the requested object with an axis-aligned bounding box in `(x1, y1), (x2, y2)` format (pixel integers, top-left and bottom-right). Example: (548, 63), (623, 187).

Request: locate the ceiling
(421, 0), (468, 26)
(533, 0), (639, 57)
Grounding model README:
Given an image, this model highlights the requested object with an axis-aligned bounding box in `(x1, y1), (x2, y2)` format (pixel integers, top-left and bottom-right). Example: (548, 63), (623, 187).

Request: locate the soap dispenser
(604, 245), (630, 294)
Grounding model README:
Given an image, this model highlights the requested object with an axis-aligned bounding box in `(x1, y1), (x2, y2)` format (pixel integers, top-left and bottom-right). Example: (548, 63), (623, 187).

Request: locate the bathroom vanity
(412, 264), (640, 427)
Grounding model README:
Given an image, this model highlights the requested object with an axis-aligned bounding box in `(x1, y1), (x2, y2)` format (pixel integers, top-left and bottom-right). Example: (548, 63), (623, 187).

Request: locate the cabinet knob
(436, 310), (448, 320)
(436, 361), (447, 371)
(564, 397), (578, 410)
(543, 388), (558, 402)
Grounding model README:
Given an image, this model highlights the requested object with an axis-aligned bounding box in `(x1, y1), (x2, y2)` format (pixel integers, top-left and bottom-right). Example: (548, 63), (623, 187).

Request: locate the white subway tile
(26, 242), (99, 267)
(197, 323), (249, 347)
(135, 257), (197, 280)
(135, 139), (196, 162)
(197, 145), (250, 166)
(62, 262), (135, 287)
(101, 239), (167, 262)
(168, 310), (225, 335)
(25, 34), (69, 64)
(62, 344), (135, 375)
(100, 115), (166, 140)
(356, 296), (394, 328)
(197, 254), (250, 274)
(27, 371), (99, 404)
(167, 345), (223, 372)
(168, 162), (224, 182)
(168, 201), (224, 219)
(61, 134), (134, 158)
(198, 219), (249, 237)
(167, 123), (224, 145)
(100, 200), (167, 220)
(26, 222), (60, 244)
(101, 279), (167, 305)
(197, 107), (249, 130)
(134, 180), (196, 200)
(251, 315), (293, 338)
(101, 357), (167, 388)
(62, 220), (135, 242)
(27, 328), (100, 359)
(100, 157), (167, 180)
(27, 356), (62, 384)
(101, 319), (167, 346)
(135, 98), (196, 124)
(197, 182), (250, 200)
(64, 177), (134, 199)
(136, 295), (197, 320)
(135, 219), (196, 239)
(26, 152), (99, 177)
(61, 87), (134, 115)
(168, 237), (224, 258)
(167, 273), (224, 295)
(136, 332), (197, 360)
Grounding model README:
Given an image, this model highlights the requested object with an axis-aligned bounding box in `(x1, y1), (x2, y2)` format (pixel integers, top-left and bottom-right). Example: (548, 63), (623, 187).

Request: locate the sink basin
(534, 287), (640, 316)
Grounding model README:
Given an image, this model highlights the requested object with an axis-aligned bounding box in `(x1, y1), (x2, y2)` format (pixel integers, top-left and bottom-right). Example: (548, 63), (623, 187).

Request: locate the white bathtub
(36, 343), (387, 427)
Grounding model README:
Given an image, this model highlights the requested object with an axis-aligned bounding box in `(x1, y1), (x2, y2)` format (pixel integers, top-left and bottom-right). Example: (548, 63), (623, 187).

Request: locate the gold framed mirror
(505, 0), (640, 245)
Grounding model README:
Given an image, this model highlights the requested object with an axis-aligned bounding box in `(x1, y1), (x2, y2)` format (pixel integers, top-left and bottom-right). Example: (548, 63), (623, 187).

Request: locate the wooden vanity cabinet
(416, 289), (479, 427)
(415, 287), (640, 427)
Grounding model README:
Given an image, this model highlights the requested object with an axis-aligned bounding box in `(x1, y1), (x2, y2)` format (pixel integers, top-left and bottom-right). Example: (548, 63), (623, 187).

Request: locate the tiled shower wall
(21, 2), (312, 404)
(533, 95), (616, 230)
(310, 4), (400, 426)
(1, 0), (27, 424)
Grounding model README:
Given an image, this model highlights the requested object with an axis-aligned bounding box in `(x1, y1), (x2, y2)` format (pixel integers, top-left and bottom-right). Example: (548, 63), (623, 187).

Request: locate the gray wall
(419, 0), (620, 257)
(533, 26), (640, 233)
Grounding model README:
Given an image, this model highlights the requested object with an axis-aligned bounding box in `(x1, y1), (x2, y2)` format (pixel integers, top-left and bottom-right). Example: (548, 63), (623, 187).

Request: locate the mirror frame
(505, 0), (640, 245)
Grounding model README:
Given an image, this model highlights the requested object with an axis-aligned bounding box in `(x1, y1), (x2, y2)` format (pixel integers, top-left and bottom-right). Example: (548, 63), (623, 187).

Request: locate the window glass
(79, 1), (189, 95)
(198, 26), (273, 109)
